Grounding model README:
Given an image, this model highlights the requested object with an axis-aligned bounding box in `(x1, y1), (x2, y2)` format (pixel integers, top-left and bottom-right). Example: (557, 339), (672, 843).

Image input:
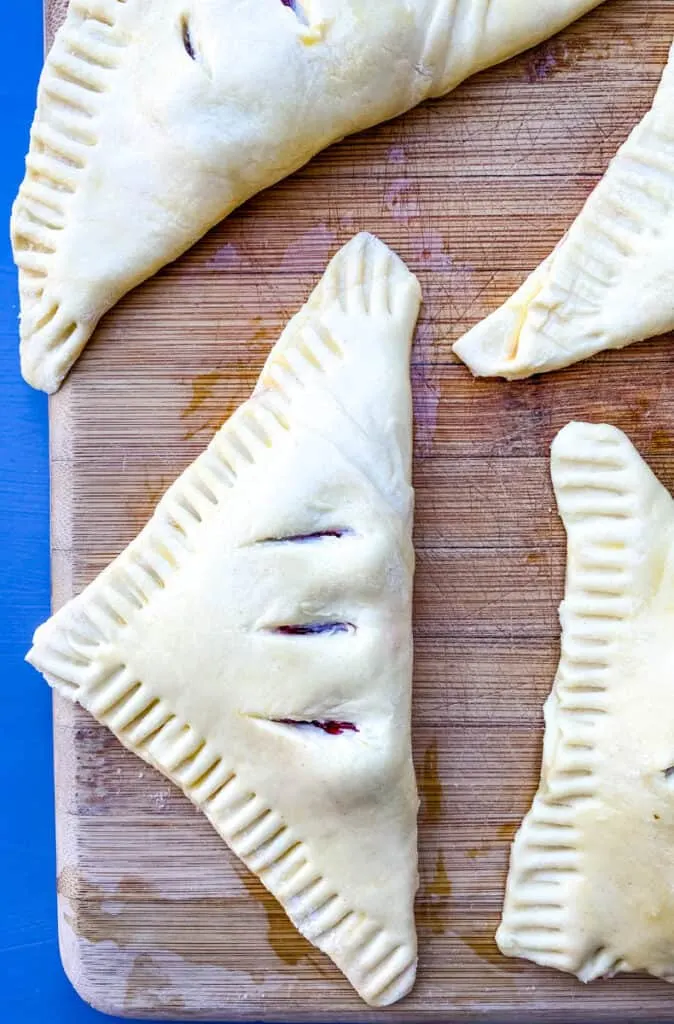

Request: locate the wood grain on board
(43, 0), (674, 1019)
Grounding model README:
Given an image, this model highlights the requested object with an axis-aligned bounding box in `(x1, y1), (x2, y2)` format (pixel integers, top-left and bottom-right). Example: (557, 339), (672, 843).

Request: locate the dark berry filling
(260, 529), (353, 545)
(275, 622), (354, 636)
(181, 17), (196, 60)
(279, 719), (359, 735)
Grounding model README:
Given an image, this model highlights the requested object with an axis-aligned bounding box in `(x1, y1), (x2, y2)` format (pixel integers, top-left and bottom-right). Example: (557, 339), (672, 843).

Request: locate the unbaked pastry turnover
(27, 234), (422, 1006)
(499, 421), (674, 984)
(13, 0), (607, 391)
(454, 41), (674, 379)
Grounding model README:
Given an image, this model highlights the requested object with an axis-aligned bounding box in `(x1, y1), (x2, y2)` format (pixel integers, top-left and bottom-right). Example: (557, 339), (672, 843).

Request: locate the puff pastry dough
(499, 422), (674, 985)
(13, 0), (607, 391)
(454, 41), (674, 379)
(27, 234), (422, 1006)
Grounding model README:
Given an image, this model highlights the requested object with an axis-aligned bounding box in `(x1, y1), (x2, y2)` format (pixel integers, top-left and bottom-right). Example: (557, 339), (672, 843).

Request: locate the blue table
(1, 7), (173, 1022)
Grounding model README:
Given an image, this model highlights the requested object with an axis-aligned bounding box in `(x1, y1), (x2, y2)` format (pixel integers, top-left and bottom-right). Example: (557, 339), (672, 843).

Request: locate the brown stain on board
(252, 325), (272, 343)
(142, 477), (172, 515)
(416, 744), (451, 937)
(58, 866), (337, 988)
(417, 853), (452, 938)
(181, 370), (237, 441)
(428, 853), (452, 900)
(235, 867), (312, 966)
(233, 864), (335, 980)
(460, 929), (506, 968)
(456, 913), (527, 975)
(418, 740), (443, 826)
(497, 821), (519, 844)
(126, 473), (174, 538)
(249, 313), (287, 345)
(182, 370), (224, 421)
(466, 822), (520, 863)
(125, 953), (187, 1015)
(651, 428), (672, 453)
(59, 869), (238, 968)
(454, 823), (526, 974)
(629, 392), (651, 427)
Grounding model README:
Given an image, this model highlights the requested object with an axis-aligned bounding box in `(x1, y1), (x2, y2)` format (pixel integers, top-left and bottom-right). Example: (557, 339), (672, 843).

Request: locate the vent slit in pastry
(181, 15), (197, 62)
(273, 621), (356, 636)
(277, 719), (359, 735)
(28, 234), (421, 1006)
(259, 529), (354, 545)
(281, 0), (308, 23)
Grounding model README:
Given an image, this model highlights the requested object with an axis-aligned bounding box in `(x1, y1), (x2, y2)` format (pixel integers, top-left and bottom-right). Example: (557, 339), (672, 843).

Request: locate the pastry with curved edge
(499, 421), (674, 985)
(454, 40), (674, 379)
(14, 0), (607, 392)
(27, 234), (422, 1007)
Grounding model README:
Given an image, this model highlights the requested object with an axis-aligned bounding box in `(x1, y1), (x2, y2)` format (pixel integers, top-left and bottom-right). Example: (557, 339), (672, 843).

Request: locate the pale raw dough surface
(27, 233), (422, 1007)
(13, 0), (607, 391)
(453, 40), (674, 379)
(499, 421), (674, 984)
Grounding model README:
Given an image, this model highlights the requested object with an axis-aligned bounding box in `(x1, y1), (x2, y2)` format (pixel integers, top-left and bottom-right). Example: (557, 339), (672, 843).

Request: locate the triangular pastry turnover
(499, 421), (674, 985)
(28, 234), (422, 1007)
(14, 0), (607, 391)
(453, 41), (674, 379)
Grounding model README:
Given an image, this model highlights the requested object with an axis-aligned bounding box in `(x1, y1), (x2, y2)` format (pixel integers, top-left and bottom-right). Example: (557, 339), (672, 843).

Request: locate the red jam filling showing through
(279, 719), (359, 736)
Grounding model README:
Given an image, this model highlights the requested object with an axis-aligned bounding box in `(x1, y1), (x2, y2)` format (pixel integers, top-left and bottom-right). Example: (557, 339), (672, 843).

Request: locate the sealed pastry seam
(14, 0), (608, 391)
(453, 39), (674, 378)
(498, 422), (674, 983)
(41, 664), (414, 1006)
(28, 234), (421, 1006)
(12, 0), (128, 391)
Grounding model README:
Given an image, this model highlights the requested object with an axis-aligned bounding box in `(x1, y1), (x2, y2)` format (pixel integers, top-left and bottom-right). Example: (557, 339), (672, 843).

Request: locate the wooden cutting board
(45, 0), (674, 1018)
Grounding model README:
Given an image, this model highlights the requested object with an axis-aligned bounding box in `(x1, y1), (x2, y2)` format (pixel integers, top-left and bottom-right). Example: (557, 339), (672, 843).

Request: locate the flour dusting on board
(207, 242), (244, 271)
(388, 144), (407, 165)
(280, 224), (337, 272)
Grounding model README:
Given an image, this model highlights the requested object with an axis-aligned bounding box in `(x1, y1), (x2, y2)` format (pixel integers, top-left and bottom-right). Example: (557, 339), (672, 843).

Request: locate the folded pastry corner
(454, 40), (674, 379)
(28, 233), (422, 1006)
(498, 421), (674, 984)
(14, 0), (607, 391)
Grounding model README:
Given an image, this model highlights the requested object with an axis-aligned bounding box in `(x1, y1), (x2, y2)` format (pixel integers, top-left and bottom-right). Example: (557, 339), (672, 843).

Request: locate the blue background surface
(0, 5), (168, 1022)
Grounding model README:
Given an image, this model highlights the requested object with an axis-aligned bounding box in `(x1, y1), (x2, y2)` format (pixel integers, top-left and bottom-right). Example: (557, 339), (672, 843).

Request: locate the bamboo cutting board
(45, 1), (674, 1019)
